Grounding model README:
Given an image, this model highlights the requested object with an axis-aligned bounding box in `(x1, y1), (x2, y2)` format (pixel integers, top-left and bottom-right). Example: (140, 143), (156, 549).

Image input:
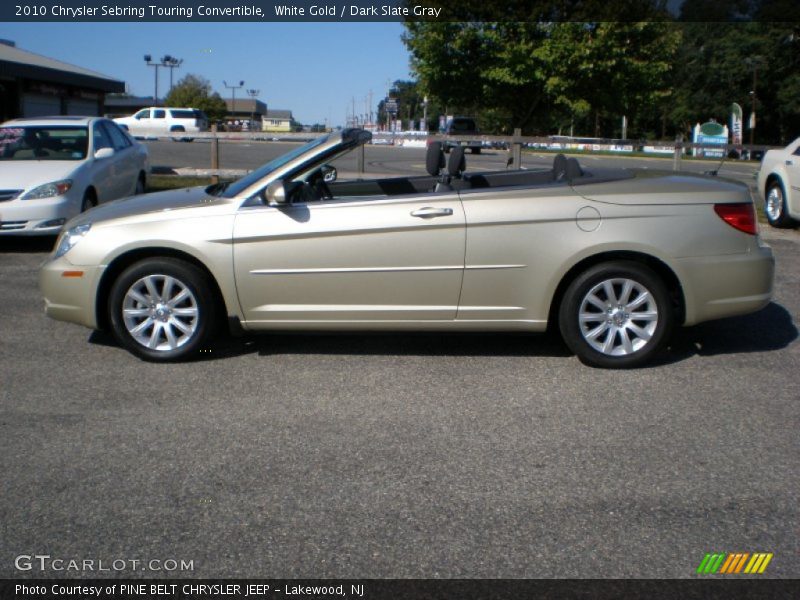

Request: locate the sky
(3, 22), (413, 125)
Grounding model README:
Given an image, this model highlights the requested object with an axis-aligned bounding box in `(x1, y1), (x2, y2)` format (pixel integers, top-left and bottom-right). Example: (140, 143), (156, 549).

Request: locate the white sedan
(757, 136), (800, 228)
(0, 116), (149, 235)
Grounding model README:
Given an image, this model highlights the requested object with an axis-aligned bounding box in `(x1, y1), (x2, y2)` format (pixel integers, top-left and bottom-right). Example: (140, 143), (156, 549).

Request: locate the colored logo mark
(696, 552), (773, 574)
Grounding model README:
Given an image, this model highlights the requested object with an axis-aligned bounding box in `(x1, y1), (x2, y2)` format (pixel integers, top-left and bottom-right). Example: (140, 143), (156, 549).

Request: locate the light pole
(745, 56), (763, 147)
(162, 55), (183, 92)
(145, 54), (182, 104)
(246, 88), (260, 130)
(144, 54), (162, 105)
(223, 80), (244, 126)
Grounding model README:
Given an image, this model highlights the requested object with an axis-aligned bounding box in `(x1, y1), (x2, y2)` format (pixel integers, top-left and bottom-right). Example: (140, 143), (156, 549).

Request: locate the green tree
(403, 22), (554, 133)
(534, 22), (680, 138)
(667, 20), (800, 144)
(163, 74), (228, 121)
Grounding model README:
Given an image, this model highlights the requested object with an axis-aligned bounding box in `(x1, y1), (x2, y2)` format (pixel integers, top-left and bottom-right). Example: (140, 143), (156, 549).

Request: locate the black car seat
(553, 153), (568, 181)
(565, 157), (583, 182)
(426, 141), (451, 192)
(447, 146), (470, 190)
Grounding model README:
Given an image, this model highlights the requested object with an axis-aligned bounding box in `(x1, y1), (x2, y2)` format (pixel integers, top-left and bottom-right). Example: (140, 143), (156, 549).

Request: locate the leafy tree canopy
(164, 74), (228, 121)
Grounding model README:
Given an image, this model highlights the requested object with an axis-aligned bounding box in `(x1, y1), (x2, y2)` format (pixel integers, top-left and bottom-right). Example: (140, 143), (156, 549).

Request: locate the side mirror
(321, 164), (337, 183)
(94, 147), (115, 160)
(265, 180), (288, 205)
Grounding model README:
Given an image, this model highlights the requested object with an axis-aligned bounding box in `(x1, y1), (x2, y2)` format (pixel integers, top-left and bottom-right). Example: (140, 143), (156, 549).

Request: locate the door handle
(411, 207), (454, 218)
(786, 160), (794, 166)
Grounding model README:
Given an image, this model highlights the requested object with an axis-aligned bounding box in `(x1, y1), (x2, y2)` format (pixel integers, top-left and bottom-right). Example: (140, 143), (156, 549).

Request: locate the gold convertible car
(40, 129), (774, 368)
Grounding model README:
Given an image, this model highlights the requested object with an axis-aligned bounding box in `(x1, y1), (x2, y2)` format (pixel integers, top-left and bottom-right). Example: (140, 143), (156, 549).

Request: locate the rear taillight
(714, 203), (757, 235)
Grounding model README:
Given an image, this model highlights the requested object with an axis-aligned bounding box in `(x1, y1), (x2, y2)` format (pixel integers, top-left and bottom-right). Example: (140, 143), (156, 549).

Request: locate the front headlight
(22, 179), (73, 200)
(54, 222), (91, 258)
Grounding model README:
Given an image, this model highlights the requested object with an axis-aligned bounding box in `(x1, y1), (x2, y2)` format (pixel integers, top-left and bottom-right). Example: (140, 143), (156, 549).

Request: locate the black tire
(108, 258), (217, 362)
(471, 147), (481, 154)
(765, 179), (796, 228)
(81, 189), (97, 212)
(134, 173), (146, 195)
(558, 261), (674, 368)
(170, 126), (192, 142)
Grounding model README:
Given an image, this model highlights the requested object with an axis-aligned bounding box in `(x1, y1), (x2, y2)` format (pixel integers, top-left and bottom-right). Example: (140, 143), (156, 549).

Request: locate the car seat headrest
(426, 142), (445, 177)
(447, 146), (466, 177)
(565, 157), (583, 181)
(553, 153), (568, 181)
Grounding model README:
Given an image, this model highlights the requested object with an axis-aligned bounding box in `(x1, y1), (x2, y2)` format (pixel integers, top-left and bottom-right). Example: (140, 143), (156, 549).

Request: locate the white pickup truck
(114, 107), (208, 141)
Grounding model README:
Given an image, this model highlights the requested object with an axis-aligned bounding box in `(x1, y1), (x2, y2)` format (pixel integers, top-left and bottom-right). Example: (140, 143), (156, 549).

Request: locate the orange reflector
(61, 271), (84, 278)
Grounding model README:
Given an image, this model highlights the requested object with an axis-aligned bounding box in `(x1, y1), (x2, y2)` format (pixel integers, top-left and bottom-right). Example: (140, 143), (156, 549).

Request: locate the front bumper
(0, 194), (77, 235)
(677, 244), (775, 326)
(39, 254), (105, 329)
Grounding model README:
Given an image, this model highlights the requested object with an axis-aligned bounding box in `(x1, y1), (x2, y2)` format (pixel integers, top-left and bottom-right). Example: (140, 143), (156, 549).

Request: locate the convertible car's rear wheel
(559, 261), (674, 368)
(765, 179), (795, 228)
(109, 258), (216, 361)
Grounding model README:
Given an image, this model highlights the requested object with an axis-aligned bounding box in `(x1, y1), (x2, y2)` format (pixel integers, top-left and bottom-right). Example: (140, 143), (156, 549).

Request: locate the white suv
(114, 107), (208, 141)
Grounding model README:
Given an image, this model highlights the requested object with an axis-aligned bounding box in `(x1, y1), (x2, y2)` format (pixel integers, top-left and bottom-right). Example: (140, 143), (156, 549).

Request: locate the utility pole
(162, 55), (183, 92)
(246, 88), (260, 131)
(223, 79), (245, 126)
(749, 66), (758, 146)
(144, 54), (183, 104)
(144, 54), (163, 105)
(745, 56), (763, 147)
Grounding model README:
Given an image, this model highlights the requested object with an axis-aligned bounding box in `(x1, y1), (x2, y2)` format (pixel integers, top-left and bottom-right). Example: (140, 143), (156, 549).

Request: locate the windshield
(0, 126), (89, 161)
(220, 134), (332, 198)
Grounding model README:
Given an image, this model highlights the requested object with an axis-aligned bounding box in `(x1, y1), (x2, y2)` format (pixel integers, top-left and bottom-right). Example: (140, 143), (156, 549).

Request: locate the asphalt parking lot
(1, 230), (798, 579)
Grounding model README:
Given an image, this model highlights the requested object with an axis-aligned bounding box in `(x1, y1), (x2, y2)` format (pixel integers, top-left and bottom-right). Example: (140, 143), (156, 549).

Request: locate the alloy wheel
(121, 274), (199, 351)
(766, 185), (783, 222)
(578, 278), (659, 357)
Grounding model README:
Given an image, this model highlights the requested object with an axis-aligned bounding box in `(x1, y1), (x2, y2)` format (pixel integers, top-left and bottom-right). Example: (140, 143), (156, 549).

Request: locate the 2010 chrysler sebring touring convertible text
(40, 129), (774, 368)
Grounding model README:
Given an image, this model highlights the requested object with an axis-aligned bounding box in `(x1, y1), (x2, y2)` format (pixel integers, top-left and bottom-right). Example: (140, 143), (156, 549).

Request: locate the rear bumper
(677, 244), (775, 326)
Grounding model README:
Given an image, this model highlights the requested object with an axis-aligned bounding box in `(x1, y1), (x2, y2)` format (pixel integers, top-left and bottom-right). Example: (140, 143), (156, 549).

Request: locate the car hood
(0, 161), (79, 191)
(71, 186), (233, 228)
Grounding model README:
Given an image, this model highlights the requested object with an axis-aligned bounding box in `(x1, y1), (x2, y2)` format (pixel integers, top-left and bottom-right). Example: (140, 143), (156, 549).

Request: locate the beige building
(262, 109), (293, 132)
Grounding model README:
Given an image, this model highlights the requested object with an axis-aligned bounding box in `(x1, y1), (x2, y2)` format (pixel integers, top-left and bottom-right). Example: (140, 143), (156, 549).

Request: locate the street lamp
(246, 89), (260, 131)
(143, 54), (162, 105)
(223, 80), (245, 126)
(162, 55), (183, 91)
(744, 56), (764, 147)
(145, 54), (182, 104)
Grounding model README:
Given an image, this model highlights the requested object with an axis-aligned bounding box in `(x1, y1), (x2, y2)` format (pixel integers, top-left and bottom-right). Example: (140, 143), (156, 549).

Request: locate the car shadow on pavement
(87, 302), (795, 365)
(656, 302), (797, 365)
(0, 236), (57, 253)
(254, 331), (573, 359)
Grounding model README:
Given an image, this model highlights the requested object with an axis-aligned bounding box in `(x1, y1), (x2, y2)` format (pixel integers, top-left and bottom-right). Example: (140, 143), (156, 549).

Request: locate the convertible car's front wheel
(109, 258), (217, 361)
(559, 261), (674, 368)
